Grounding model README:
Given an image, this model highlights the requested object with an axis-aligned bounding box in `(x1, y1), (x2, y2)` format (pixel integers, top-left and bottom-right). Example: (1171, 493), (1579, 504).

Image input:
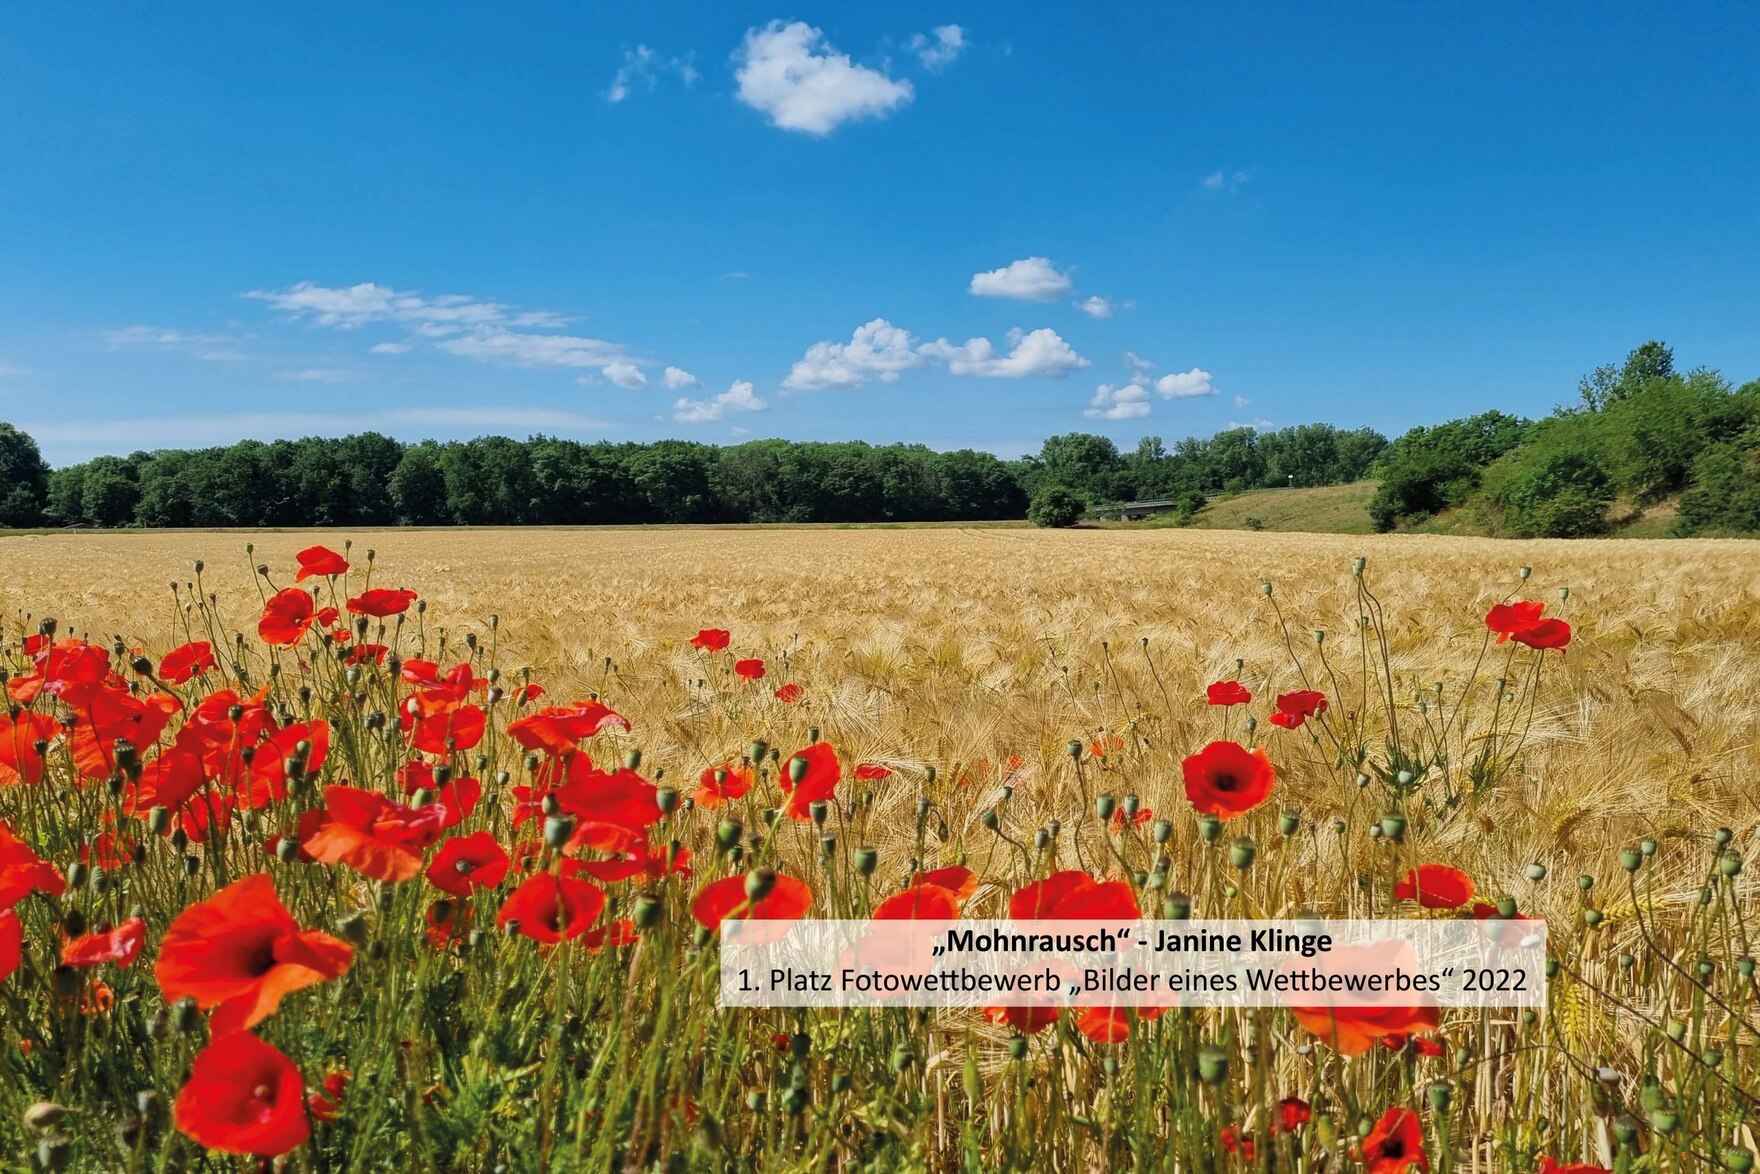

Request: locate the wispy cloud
(910, 25), (967, 71)
(102, 325), (247, 362)
(673, 379), (767, 423)
(1202, 169), (1251, 193)
(605, 44), (698, 104)
(272, 367), (354, 384)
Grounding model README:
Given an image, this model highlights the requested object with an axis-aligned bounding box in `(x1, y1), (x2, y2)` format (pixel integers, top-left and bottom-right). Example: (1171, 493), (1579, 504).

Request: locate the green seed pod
(1151, 819), (1172, 844)
(1612, 1115), (1640, 1147)
(338, 912), (370, 945)
(1740, 956), (1755, 978)
(809, 800), (829, 826)
(66, 862), (88, 890)
(890, 1044), (914, 1072)
(1716, 826), (1734, 846)
(1583, 908), (1603, 926)
(1066, 739), (1084, 759)
(656, 787), (679, 815)
(1228, 838), (1256, 870)
(1525, 861), (1547, 881)
(1094, 795), (1116, 822)
(854, 847), (878, 876)
(1352, 556), (1366, 576)
(745, 868), (777, 903)
(1496, 896), (1517, 918)
(1721, 851), (1744, 877)
(1278, 810), (1300, 836)
(170, 996), (200, 1034)
(1379, 813), (1406, 842)
(1724, 1148), (1754, 1173)
(1620, 849), (1642, 872)
(276, 837), (301, 864)
(62, 908), (87, 938)
(1198, 814), (1223, 843)
(23, 1102), (72, 1131)
(1196, 1045), (1228, 1085)
(715, 820), (743, 852)
(1007, 1037), (1028, 1061)
(1164, 892), (1192, 920)
(1648, 1108), (1679, 1134)
(543, 815), (575, 848)
(147, 805), (172, 835)
(1640, 838), (1657, 856)
(1578, 873), (1595, 891)
(1426, 1080), (1451, 1114)
(830, 1072), (852, 1094)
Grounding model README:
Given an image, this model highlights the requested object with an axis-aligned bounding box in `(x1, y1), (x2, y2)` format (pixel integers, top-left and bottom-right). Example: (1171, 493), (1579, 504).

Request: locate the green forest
(2, 341), (1756, 535)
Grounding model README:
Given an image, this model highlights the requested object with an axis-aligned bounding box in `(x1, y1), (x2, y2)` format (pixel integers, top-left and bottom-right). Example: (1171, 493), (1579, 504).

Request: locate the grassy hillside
(1099, 481), (1380, 534)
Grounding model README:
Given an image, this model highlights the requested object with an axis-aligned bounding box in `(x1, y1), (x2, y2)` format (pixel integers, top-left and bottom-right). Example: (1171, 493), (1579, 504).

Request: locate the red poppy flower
(779, 742), (842, 822)
(63, 684), (181, 780)
(0, 823), (66, 907)
(155, 873), (352, 1035)
(1206, 680), (1252, 706)
(258, 588), (317, 646)
(913, 865), (978, 901)
(0, 910), (19, 984)
(1394, 864), (1475, 910)
(408, 703), (487, 755)
(873, 883), (960, 921)
(1538, 1159), (1611, 1174)
(301, 785), (446, 883)
(564, 836), (691, 884)
(307, 1070), (350, 1123)
(158, 641), (216, 684)
(424, 900), (473, 949)
(1412, 1035), (1448, 1057)
(774, 683), (802, 704)
(346, 643), (389, 666)
(1288, 941), (1440, 1055)
(1486, 601), (1572, 651)
(512, 683), (545, 704)
(854, 763), (893, 781)
(690, 628), (731, 652)
(1277, 1096), (1311, 1133)
(495, 872), (607, 943)
(982, 1005), (1060, 1034)
(346, 587), (418, 617)
(0, 711), (57, 785)
(173, 1032), (309, 1156)
(1363, 1107), (1428, 1173)
(1181, 741), (1275, 819)
(238, 720), (330, 810)
(1110, 807), (1153, 833)
(1269, 689), (1328, 729)
(506, 701), (630, 755)
(426, 832), (510, 897)
(294, 545), (349, 581)
(61, 916), (147, 968)
(692, 761), (754, 808)
(734, 658), (766, 680)
(690, 872), (814, 931)
(1220, 1126), (1256, 1162)
(582, 918), (638, 953)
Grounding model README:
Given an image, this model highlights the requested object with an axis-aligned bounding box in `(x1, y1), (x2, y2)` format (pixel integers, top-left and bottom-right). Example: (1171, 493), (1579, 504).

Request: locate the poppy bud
(809, 800), (829, 826)
(788, 756), (810, 785)
(276, 837), (301, 864)
(1033, 829), (1050, 852)
(1196, 1045), (1228, 1084)
(1278, 810), (1300, 836)
(1095, 795), (1116, 822)
(1717, 826), (1734, 846)
(715, 820), (742, 852)
(338, 912), (370, 945)
(411, 788), (436, 808)
(1649, 1108), (1679, 1134)
(1525, 861), (1547, 881)
(1725, 1149), (1754, 1174)
(1229, 839), (1256, 869)
(169, 828), (189, 852)
(807, 727), (820, 744)
(1641, 837), (1657, 856)
(1741, 957), (1756, 978)
(1583, 908), (1603, 926)
(1379, 813), (1406, 842)
(980, 809), (1000, 831)
(36, 1139), (71, 1171)
(1427, 1080), (1452, 1114)
(632, 895), (662, 930)
(1518, 565), (1532, 580)
(745, 868), (777, 903)
(1611, 1115), (1640, 1147)
(623, 749), (642, 771)
(375, 885), (394, 911)
(656, 787), (679, 815)
(1131, 869), (1148, 887)
(890, 1044), (914, 1072)
(1197, 814), (1222, 843)
(38, 618), (57, 638)
(1352, 556), (1366, 576)
(748, 740), (768, 765)
(1313, 629), (1325, 646)
(1164, 892), (1192, 919)
(819, 835), (836, 858)
(1065, 739), (1083, 759)
(543, 816), (575, 848)
(66, 862), (89, 891)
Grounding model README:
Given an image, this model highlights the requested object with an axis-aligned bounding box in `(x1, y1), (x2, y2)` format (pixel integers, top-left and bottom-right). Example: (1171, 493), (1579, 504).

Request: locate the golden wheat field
(4, 526), (1760, 1170)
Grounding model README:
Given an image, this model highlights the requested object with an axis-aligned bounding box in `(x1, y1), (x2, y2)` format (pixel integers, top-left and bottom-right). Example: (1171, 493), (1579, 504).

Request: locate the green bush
(1027, 485), (1087, 528)
(1502, 447), (1614, 537)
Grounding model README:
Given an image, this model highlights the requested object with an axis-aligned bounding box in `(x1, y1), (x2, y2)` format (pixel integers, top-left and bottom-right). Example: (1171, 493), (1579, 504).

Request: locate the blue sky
(2, 3), (1757, 466)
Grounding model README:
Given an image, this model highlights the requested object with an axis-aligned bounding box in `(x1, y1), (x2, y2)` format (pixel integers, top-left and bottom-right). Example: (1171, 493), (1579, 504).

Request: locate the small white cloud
(370, 341), (411, 355)
(734, 21), (914, 135)
(1233, 394), (1250, 408)
(918, 327), (1089, 379)
(663, 365), (701, 390)
(674, 379), (768, 423)
(272, 368), (352, 383)
(606, 45), (697, 103)
(968, 257), (1073, 302)
(102, 325), (246, 362)
(1229, 417), (1274, 431)
(1124, 351), (1156, 374)
(784, 318), (924, 389)
(1155, 368), (1217, 398)
(1084, 382), (1152, 420)
(1202, 169), (1251, 192)
(602, 360), (648, 389)
(1076, 295), (1114, 318)
(911, 24), (966, 71)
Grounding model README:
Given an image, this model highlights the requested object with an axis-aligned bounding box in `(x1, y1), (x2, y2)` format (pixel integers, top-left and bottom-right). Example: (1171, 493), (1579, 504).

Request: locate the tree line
(0, 422), (1391, 529)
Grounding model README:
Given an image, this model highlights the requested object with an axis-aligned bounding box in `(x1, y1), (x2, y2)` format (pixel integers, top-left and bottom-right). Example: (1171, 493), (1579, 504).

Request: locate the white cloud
(1155, 368), (1217, 398)
(245, 282), (524, 331)
(968, 257), (1073, 302)
(674, 379), (767, 423)
(602, 360), (648, 389)
(1076, 295), (1114, 319)
(734, 21), (914, 135)
(1229, 417), (1274, 431)
(272, 368), (352, 383)
(102, 325), (246, 362)
(784, 318), (924, 389)
(369, 341), (411, 355)
(911, 25), (966, 71)
(606, 45), (698, 103)
(1202, 169), (1251, 192)
(435, 328), (626, 369)
(1084, 382), (1152, 420)
(918, 327), (1089, 378)
(663, 365), (701, 390)
(1233, 394), (1251, 408)
(1124, 351), (1156, 375)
